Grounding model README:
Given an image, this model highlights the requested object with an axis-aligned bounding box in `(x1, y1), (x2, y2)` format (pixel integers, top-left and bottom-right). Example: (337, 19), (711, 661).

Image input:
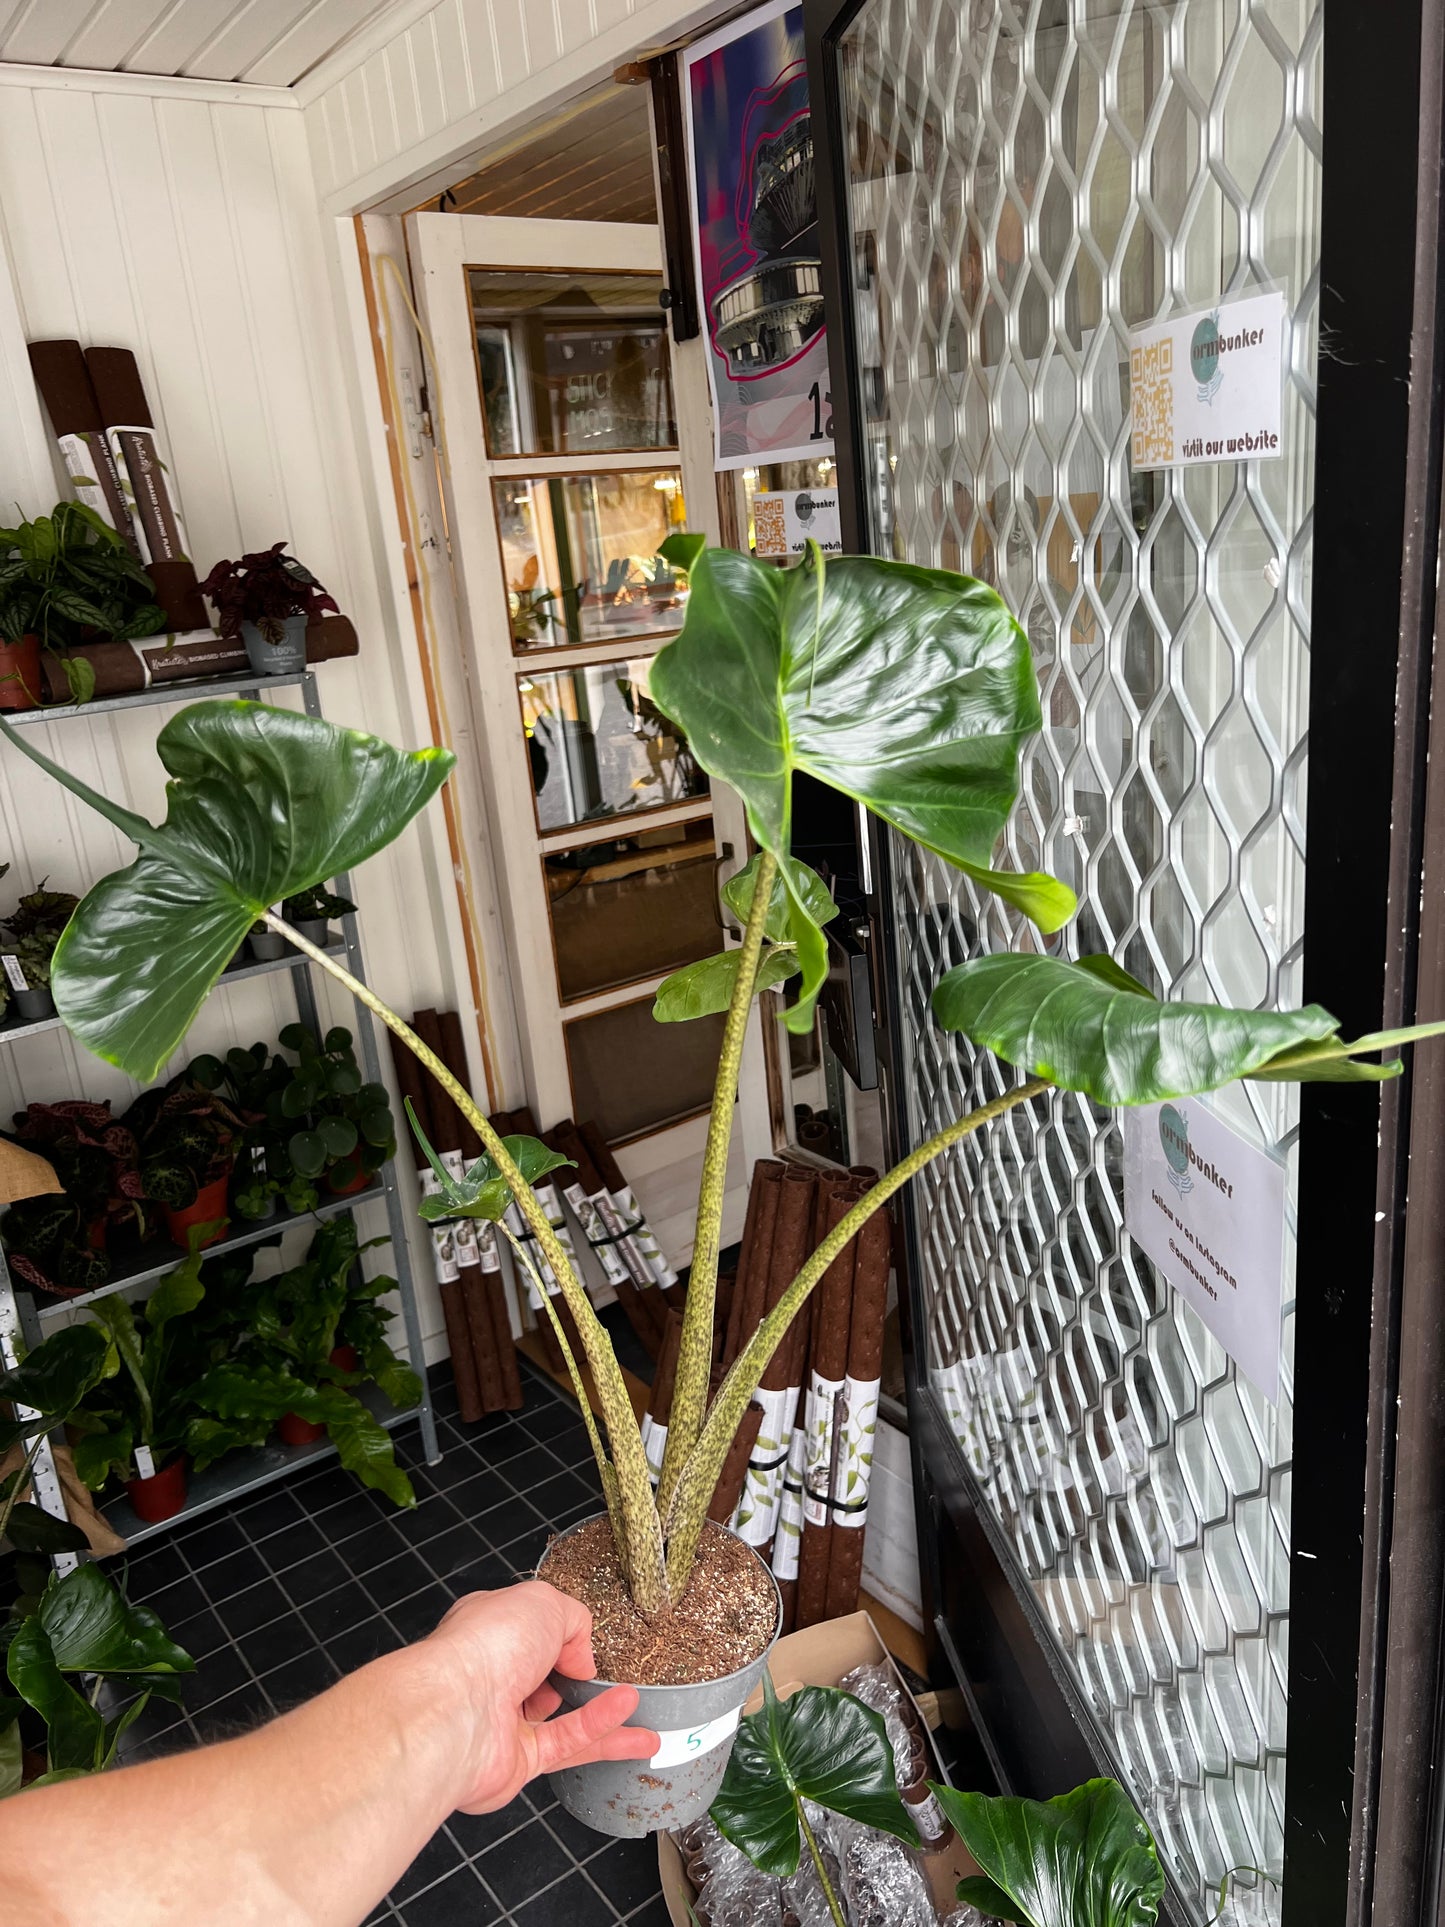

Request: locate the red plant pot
(329, 1344), (360, 1373)
(85, 1217), (107, 1252)
(126, 1456), (188, 1523)
(277, 1410), (327, 1447)
(0, 635), (42, 713)
(164, 1172), (232, 1249)
(326, 1163), (370, 1198)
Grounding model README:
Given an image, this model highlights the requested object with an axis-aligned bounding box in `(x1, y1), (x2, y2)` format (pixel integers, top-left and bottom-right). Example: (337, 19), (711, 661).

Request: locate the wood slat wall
(0, 68), (471, 1354)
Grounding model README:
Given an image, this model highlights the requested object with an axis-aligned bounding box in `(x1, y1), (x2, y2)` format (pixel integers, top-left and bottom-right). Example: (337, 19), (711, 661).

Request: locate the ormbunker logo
(1159, 1103), (1194, 1196)
(1191, 311), (1223, 405)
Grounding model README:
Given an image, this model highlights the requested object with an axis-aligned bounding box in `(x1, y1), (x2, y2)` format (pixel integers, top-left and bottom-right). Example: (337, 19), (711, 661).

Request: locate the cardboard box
(657, 1609), (980, 1924)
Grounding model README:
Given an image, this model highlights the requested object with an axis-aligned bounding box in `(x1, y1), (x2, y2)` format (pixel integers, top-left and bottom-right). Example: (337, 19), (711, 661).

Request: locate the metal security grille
(837, 2), (1321, 1920)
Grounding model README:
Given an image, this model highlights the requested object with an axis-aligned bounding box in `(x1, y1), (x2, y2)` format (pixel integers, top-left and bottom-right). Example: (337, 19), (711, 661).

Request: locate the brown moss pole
(824, 1202), (892, 1618)
(795, 1181), (860, 1629)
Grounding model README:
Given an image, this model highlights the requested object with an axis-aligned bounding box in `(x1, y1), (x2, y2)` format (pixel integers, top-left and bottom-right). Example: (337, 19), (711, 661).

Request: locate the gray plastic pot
(12, 986), (53, 1022)
(295, 918), (329, 947)
(541, 1515), (780, 1839)
(241, 612), (307, 677)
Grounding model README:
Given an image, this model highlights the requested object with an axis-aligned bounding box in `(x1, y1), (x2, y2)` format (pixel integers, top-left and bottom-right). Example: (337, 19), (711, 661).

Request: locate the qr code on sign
(1130, 338), (1174, 466)
(753, 493), (787, 557)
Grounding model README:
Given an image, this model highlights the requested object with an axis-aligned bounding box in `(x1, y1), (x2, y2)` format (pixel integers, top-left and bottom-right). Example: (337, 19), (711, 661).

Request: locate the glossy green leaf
(192, 1360), (324, 1424)
(931, 954), (1344, 1105)
(184, 1414), (270, 1473)
(314, 1384), (414, 1507)
(935, 1778), (1165, 1927)
(721, 854), (838, 944)
(0, 1717), (20, 1799)
(5, 1502), (89, 1555)
(87, 1296), (152, 1441)
(658, 532), (706, 575)
(39, 1562), (193, 1676)
(71, 1423), (133, 1491)
(654, 946), (802, 1023)
(0, 701), (455, 1081)
(711, 1676), (917, 1876)
(648, 546), (1074, 1031)
(6, 1620), (102, 1774)
(289, 1129), (327, 1179)
(143, 1243), (206, 1346)
(405, 1103), (572, 1221)
(0, 1323), (112, 1425)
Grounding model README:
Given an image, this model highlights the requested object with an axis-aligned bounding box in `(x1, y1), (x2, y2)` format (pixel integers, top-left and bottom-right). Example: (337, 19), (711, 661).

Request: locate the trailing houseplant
(0, 501), (165, 710)
(4, 541), (1444, 1833)
(197, 542), (338, 679)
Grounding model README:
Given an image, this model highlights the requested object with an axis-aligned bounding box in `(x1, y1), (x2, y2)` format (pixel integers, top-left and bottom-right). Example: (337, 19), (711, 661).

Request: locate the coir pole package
(27, 340), (137, 548)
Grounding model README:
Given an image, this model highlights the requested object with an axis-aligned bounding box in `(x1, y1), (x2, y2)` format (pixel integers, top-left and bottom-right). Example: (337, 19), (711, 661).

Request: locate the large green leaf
(38, 1562), (193, 1676)
(648, 546), (1074, 1032)
(191, 1360), (325, 1424)
(315, 1384), (415, 1507)
(654, 946), (802, 1023)
(143, 1243), (207, 1347)
(935, 1779), (1165, 1927)
(0, 701), (455, 1081)
(87, 1296), (152, 1441)
(932, 954), (1356, 1105)
(5, 1502), (90, 1555)
(6, 1620), (102, 1774)
(405, 1104), (572, 1222)
(0, 1324), (112, 1426)
(711, 1676), (917, 1876)
(0, 1717), (20, 1798)
(720, 853), (838, 943)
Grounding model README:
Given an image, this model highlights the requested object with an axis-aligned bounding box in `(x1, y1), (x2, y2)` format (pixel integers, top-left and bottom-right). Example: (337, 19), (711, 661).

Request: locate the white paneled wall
(0, 67), (471, 1354)
(299, 0), (715, 213)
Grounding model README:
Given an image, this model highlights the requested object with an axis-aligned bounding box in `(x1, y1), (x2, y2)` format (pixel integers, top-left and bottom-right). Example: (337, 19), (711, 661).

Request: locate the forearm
(5, 1643), (469, 1927)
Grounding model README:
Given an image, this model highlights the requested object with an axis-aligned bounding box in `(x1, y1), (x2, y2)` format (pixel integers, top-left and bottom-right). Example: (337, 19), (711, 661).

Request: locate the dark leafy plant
(281, 886), (356, 924)
(70, 1238), (209, 1489)
(0, 503), (165, 704)
(4, 1098), (144, 1296)
(933, 1778), (1166, 1927)
(187, 1218), (419, 1505)
(0, 1324), (114, 1611)
(711, 1675), (916, 1925)
(3, 1563), (193, 1793)
(8, 544), (1445, 1625)
(4, 884), (80, 944)
(127, 1079), (241, 1212)
(197, 542), (338, 644)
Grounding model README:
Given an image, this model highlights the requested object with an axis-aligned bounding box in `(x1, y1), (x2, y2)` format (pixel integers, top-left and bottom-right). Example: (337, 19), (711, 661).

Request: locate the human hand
(414, 1581), (660, 1812)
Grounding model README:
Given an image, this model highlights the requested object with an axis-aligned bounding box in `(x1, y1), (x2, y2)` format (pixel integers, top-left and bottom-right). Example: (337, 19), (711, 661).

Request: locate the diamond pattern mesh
(838, 2), (1320, 1919)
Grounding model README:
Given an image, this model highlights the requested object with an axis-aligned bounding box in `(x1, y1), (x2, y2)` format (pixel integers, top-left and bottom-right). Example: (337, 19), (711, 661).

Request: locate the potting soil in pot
(540, 1516), (776, 1686)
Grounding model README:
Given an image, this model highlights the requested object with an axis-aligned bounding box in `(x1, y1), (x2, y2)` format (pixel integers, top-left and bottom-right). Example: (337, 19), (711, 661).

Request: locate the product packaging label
(733, 1384), (799, 1545)
(834, 1374), (880, 1528)
(802, 1373), (845, 1528)
(647, 1706), (741, 1769)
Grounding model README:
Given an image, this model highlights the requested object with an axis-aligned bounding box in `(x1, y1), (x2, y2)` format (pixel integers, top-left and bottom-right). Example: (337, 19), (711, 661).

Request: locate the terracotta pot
(0, 634), (42, 712)
(85, 1217), (107, 1252)
(329, 1344), (360, 1373)
(277, 1411), (326, 1447)
(164, 1172), (231, 1249)
(126, 1456), (188, 1523)
(327, 1163), (370, 1197)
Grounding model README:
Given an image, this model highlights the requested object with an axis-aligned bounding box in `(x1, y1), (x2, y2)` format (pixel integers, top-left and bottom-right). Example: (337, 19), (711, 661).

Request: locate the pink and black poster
(682, 0), (835, 469)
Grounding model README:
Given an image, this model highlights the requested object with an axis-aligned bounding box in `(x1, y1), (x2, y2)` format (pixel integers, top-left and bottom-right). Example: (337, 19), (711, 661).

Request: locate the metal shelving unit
(0, 669), (440, 1557)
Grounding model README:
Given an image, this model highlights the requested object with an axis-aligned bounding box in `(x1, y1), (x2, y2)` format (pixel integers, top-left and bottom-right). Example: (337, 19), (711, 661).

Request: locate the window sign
(1122, 1096), (1287, 1402)
(1128, 289), (1286, 471)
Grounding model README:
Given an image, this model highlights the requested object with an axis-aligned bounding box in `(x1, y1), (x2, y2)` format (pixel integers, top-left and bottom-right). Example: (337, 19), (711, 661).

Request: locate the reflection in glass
(546, 820), (718, 1002)
(566, 994), (725, 1144)
(496, 470), (689, 650)
(520, 657), (707, 834)
(469, 269), (677, 456)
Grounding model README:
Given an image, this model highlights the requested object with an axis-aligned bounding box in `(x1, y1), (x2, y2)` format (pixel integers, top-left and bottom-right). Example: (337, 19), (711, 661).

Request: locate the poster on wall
(682, 0), (835, 470)
(1128, 288), (1286, 471)
(752, 486), (841, 556)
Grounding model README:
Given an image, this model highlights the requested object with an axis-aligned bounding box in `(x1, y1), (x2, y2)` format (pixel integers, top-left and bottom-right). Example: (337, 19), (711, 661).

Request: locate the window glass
(546, 820), (718, 1002)
(519, 656), (707, 834)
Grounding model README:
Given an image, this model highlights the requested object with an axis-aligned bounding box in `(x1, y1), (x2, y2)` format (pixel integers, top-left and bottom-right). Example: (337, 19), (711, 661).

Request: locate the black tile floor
(113, 1361), (669, 1927)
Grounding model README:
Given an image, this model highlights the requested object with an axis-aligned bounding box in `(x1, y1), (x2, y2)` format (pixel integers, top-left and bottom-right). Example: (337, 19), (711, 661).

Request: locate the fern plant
(2, 538), (1440, 1618)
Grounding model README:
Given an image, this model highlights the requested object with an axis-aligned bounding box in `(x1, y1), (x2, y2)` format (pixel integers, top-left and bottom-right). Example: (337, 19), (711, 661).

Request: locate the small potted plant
(197, 541), (338, 678)
(129, 1080), (242, 1249)
(0, 501), (164, 710)
(2, 882), (80, 1021)
(279, 885), (355, 948)
(247, 917), (286, 961)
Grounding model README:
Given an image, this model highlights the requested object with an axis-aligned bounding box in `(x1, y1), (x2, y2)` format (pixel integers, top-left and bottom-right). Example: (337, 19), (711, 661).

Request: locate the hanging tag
(133, 1443), (156, 1481)
(1, 954), (28, 993)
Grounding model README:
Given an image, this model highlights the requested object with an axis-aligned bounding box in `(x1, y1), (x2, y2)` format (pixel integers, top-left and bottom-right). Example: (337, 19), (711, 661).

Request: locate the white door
(406, 212), (764, 1262)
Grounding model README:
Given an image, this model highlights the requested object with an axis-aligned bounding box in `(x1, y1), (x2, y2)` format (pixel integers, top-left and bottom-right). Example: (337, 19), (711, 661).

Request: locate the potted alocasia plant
(4, 540), (1443, 1840)
(197, 541), (338, 678)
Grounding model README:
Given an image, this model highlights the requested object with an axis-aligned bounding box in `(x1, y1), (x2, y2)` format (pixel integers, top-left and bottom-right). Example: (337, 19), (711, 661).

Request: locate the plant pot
(0, 634), (42, 712)
(329, 1344), (360, 1373)
(126, 1456), (188, 1523)
(12, 985), (53, 1022)
(541, 1516), (781, 1838)
(85, 1217), (107, 1252)
(164, 1172), (232, 1249)
(277, 1410), (326, 1447)
(241, 612), (307, 677)
(295, 918), (330, 948)
(327, 1163), (370, 1197)
(248, 930), (287, 961)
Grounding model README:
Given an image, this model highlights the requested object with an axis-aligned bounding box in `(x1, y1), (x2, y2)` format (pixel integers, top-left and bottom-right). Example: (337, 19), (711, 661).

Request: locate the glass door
(408, 215), (762, 1250)
(822, 2), (1321, 1920)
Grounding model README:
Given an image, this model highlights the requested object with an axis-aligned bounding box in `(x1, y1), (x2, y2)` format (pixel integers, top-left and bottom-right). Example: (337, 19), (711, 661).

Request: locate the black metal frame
(802, 0), (1445, 1923)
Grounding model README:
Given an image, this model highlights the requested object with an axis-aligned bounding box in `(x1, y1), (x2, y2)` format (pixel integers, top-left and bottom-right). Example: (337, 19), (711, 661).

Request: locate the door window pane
(520, 656), (708, 833)
(497, 470), (689, 650)
(546, 820), (718, 1002)
(470, 269), (677, 456)
(565, 994), (724, 1143)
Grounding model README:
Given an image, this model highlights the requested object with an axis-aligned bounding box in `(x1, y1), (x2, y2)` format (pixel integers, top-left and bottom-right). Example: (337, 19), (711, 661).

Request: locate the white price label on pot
(1, 953), (28, 993)
(646, 1706), (741, 1770)
(133, 1444), (156, 1480)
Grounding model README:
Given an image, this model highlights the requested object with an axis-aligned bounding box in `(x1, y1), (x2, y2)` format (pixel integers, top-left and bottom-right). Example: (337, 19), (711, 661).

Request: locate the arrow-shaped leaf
(654, 946), (802, 1023)
(405, 1099), (572, 1220)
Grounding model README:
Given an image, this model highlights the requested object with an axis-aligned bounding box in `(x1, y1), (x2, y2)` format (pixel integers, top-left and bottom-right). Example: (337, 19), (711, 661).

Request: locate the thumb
(532, 1683), (660, 1776)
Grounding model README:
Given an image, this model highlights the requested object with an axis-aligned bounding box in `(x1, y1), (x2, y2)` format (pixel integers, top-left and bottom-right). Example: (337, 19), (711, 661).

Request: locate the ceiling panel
(435, 86), (657, 226)
(0, 0), (400, 86)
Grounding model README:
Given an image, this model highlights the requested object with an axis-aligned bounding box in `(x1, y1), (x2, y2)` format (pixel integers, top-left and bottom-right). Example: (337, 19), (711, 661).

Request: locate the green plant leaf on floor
(935, 1778), (1165, 1927)
(654, 946), (802, 1023)
(0, 701), (455, 1082)
(927, 952), (1442, 1105)
(648, 545), (1074, 1033)
(711, 1676), (918, 1876)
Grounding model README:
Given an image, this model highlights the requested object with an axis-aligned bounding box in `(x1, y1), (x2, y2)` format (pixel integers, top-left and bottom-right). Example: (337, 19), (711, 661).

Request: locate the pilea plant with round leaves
(4, 541), (1444, 1620)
